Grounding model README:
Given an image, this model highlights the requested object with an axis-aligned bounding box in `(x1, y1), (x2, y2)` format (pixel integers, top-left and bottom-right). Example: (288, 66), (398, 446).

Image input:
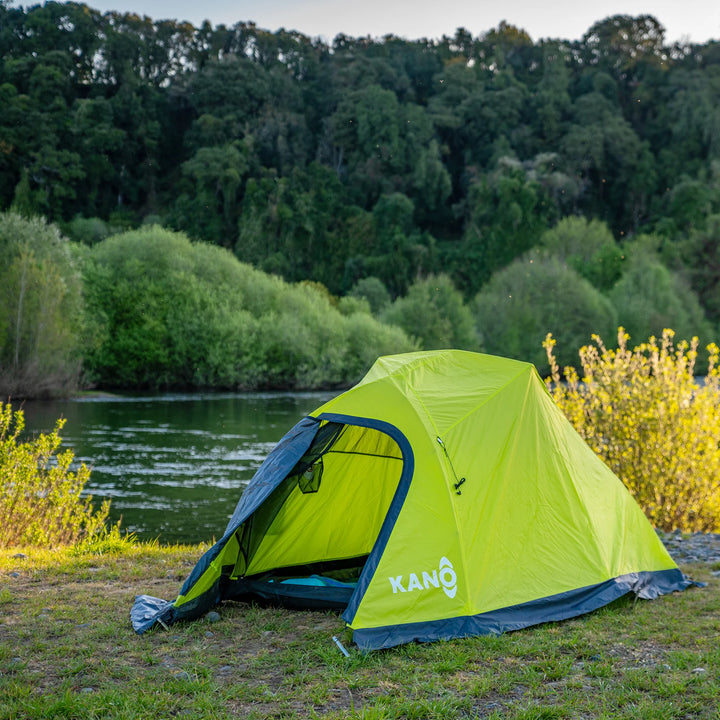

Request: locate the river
(19, 391), (335, 544)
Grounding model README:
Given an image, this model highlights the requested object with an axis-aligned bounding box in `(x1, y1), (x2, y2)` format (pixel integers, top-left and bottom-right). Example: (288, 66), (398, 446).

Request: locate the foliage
(348, 276), (392, 314)
(1, 7), (720, 329)
(453, 167), (555, 296)
(544, 329), (720, 532)
(0, 401), (109, 548)
(540, 216), (624, 291)
(473, 253), (617, 371)
(671, 213), (720, 323)
(0, 211), (84, 398)
(83, 226), (414, 390)
(61, 216), (113, 246)
(381, 274), (478, 350)
(234, 164), (355, 294)
(608, 239), (713, 346)
(2, 9), (720, 396)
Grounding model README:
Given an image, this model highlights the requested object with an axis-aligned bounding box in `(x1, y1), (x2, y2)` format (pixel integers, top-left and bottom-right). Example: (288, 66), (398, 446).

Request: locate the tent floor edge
(350, 568), (694, 651)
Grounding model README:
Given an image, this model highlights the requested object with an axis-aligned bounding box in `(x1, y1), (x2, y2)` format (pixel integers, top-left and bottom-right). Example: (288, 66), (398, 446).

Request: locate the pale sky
(41, 0), (720, 45)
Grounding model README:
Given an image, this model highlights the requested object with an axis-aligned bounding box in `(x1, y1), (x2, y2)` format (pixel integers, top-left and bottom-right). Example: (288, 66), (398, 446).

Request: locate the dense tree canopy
(1, 4), (718, 301)
(1, 4), (719, 395)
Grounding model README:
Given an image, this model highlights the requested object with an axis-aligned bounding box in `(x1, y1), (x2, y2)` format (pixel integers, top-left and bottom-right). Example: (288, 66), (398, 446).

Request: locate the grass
(1, 542), (719, 719)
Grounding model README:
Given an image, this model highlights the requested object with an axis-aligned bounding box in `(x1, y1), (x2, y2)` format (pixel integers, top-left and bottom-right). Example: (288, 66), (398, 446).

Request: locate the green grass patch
(1, 546), (719, 719)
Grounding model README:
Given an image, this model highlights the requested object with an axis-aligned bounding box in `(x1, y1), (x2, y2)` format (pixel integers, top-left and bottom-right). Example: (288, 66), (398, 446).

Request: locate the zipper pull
(437, 437), (466, 495)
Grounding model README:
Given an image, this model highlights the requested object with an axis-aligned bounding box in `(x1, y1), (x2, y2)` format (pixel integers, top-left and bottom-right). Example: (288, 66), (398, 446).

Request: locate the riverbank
(1, 541), (719, 719)
(656, 530), (720, 565)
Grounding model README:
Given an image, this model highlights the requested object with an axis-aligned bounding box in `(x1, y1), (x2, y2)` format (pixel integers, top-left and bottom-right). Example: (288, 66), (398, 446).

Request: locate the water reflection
(19, 392), (335, 544)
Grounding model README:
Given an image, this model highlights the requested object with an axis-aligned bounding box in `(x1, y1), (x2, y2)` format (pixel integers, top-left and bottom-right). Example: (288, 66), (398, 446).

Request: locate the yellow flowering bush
(544, 329), (720, 532)
(0, 402), (109, 547)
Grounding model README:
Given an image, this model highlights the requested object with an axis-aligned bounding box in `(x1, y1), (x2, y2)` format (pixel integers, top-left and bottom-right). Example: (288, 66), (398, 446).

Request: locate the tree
(581, 14), (668, 111)
(675, 214), (720, 323)
(454, 166), (554, 296)
(366, 193), (437, 297)
(19, 2), (103, 85)
(187, 55), (272, 131)
(608, 239), (713, 345)
(174, 141), (250, 245)
(540, 216), (624, 290)
(381, 274), (478, 350)
(70, 98), (125, 218)
(561, 87), (656, 232)
(330, 84), (439, 209)
(531, 43), (572, 148)
(652, 176), (717, 238)
(108, 80), (167, 214)
(235, 163), (353, 292)
(659, 68), (720, 182)
(0, 212), (84, 397)
(473, 253), (617, 371)
(454, 70), (528, 169)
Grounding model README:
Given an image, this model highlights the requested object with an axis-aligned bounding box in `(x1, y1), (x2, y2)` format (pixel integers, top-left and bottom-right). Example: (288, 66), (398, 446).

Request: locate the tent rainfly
(132, 350), (694, 651)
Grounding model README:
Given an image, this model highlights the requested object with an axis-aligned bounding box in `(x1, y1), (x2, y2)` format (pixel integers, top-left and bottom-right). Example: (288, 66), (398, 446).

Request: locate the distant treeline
(1, 4), (720, 396)
(0, 210), (714, 398)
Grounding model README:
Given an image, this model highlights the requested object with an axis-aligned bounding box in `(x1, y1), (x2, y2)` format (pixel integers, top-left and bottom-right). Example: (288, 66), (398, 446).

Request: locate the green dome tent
(132, 350), (693, 650)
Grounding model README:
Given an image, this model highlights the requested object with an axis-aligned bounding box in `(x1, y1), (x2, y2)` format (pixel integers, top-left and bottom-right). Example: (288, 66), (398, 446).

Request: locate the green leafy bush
(473, 253), (617, 371)
(381, 274), (478, 350)
(83, 226), (414, 390)
(544, 329), (720, 532)
(62, 216), (112, 246)
(674, 214), (720, 323)
(0, 402), (109, 548)
(348, 276), (391, 315)
(540, 216), (624, 291)
(608, 240), (712, 346)
(0, 212), (84, 398)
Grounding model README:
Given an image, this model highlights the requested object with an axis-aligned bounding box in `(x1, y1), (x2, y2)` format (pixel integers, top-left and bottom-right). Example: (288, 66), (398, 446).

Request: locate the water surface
(20, 392), (334, 544)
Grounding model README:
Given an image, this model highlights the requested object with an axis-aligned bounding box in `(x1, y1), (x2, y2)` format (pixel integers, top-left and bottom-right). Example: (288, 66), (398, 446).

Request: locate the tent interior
(220, 420), (404, 609)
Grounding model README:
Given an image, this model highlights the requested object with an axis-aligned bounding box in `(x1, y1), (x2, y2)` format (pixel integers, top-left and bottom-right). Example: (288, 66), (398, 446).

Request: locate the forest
(1, 2), (720, 396)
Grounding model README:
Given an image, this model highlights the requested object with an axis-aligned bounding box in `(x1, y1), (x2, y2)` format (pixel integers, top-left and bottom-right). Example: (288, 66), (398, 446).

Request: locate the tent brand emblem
(389, 556), (457, 599)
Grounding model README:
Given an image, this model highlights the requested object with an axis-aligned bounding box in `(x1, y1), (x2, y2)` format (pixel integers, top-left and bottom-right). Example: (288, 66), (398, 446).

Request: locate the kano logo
(388, 556), (457, 599)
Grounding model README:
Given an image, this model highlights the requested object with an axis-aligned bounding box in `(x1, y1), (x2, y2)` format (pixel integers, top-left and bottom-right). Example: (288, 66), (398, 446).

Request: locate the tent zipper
(436, 436), (466, 495)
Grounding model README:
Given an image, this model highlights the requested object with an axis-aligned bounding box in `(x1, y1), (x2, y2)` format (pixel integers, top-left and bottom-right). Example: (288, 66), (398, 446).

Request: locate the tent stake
(332, 636), (350, 657)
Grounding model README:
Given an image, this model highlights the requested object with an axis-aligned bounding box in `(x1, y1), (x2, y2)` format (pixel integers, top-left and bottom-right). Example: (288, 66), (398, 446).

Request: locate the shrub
(0, 402), (109, 548)
(540, 216), (624, 291)
(473, 253), (617, 372)
(349, 276), (391, 314)
(62, 216), (111, 246)
(544, 329), (720, 532)
(337, 295), (372, 316)
(0, 212), (84, 398)
(382, 274), (478, 351)
(608, 241), (713, 347)
(83, 226), (415, 390)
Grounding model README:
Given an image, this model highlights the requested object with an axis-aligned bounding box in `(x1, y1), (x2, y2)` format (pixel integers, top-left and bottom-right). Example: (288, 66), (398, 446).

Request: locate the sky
(47, 0), (720, 45)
